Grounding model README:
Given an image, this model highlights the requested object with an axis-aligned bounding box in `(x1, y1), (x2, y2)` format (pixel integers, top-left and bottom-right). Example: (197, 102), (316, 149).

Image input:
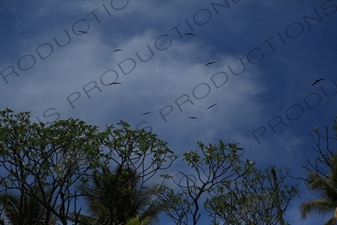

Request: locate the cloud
(0, 1), (336, 224)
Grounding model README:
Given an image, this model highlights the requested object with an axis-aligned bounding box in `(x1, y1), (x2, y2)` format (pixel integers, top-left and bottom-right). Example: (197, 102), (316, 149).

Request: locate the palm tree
(299, 155), (337, 225)
(72, 165), (166, 225)
(0, 189), (57, 225)
(126, 216), (150, 225)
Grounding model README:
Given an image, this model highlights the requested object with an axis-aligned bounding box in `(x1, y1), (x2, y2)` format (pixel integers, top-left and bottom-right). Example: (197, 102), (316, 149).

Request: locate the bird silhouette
(207, 104), (217, 110)
(108, 82), (122, 85)
(311, 78), (325, 86)
(142, 112), (151, 115)
(188, 117), (197, 119)
(78, 31), (88, 34)
(185, 33), (195, 36)
(205, 61), (216, 66)
(113, 49), (122, 52)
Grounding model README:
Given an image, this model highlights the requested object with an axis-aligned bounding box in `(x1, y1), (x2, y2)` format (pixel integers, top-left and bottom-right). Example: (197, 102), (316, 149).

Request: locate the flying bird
(311, 78), (325, 86)
(113, 49), (122, 52)
(188, 117), (197, 119)
(205, 61), (217, 66)
(108, 82), (122, 85)
(78, 31), (88, 34)
(207, 104), (217, 110)
(185, 33), (195, 36)
(142, 112), (151, 115)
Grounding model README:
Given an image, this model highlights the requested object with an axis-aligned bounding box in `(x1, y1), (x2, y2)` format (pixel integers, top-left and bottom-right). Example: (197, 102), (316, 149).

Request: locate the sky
(0, 0), (337, 224)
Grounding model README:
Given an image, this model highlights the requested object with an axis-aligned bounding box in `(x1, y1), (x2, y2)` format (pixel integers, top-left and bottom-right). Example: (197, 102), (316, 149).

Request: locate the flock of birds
(138, 103), (217, 119)
(78, 30), (325, 119)
(92, 31), (218, 119)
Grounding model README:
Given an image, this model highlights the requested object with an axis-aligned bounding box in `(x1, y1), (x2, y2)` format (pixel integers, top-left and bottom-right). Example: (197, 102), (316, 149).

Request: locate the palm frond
(74, 165), (167, 225)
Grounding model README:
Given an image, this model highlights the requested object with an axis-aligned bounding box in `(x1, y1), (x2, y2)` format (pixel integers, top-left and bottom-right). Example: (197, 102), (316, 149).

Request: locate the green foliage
(0, 108), (110, 224)
(204, 166), (298, 225)
(70, 165), (167, 225)
(0, 108), (299, 225)
(101, 120), (176, 171)
(299, 156), (337, 223)
(0, 108), (176, 224)
(158, 140), (297, 225)
(126, 216), (151, 225)
(0, 187), (57, 225)
(299, 115), (337, 225)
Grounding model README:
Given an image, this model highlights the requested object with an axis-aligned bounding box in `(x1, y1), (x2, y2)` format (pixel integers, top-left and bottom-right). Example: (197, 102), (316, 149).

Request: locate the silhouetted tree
(72, 165), (166, 225)
(158, 141), (298, 225)
(299, 116), (337, 225)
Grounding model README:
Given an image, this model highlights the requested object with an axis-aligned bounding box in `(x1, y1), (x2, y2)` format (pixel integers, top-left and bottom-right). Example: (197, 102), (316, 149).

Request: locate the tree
(158, 141), (298, 225)
(0, 187), (57, 225)
(0, 108), (115, 224)
(204, 166), (298, 225)
(0, 108), (176, 225)
(69, 120), (176, 225)
(299, 116), (337, 225)
(0, 108), (298, 224)
(301, 116), (337, 179)
(126, 216), (151, 225)
(71, 165), (167, 225)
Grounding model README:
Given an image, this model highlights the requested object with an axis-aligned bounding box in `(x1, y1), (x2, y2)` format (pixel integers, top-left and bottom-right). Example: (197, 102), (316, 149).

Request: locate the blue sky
(0, 0), (337, 224)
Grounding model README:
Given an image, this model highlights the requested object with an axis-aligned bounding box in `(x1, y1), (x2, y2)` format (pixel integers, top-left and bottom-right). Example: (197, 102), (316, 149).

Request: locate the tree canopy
(0, 108), (300, 225)
(158, 141), (298, 225)
(0, 108), (175, 225)
(299, 116), (337, 225)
